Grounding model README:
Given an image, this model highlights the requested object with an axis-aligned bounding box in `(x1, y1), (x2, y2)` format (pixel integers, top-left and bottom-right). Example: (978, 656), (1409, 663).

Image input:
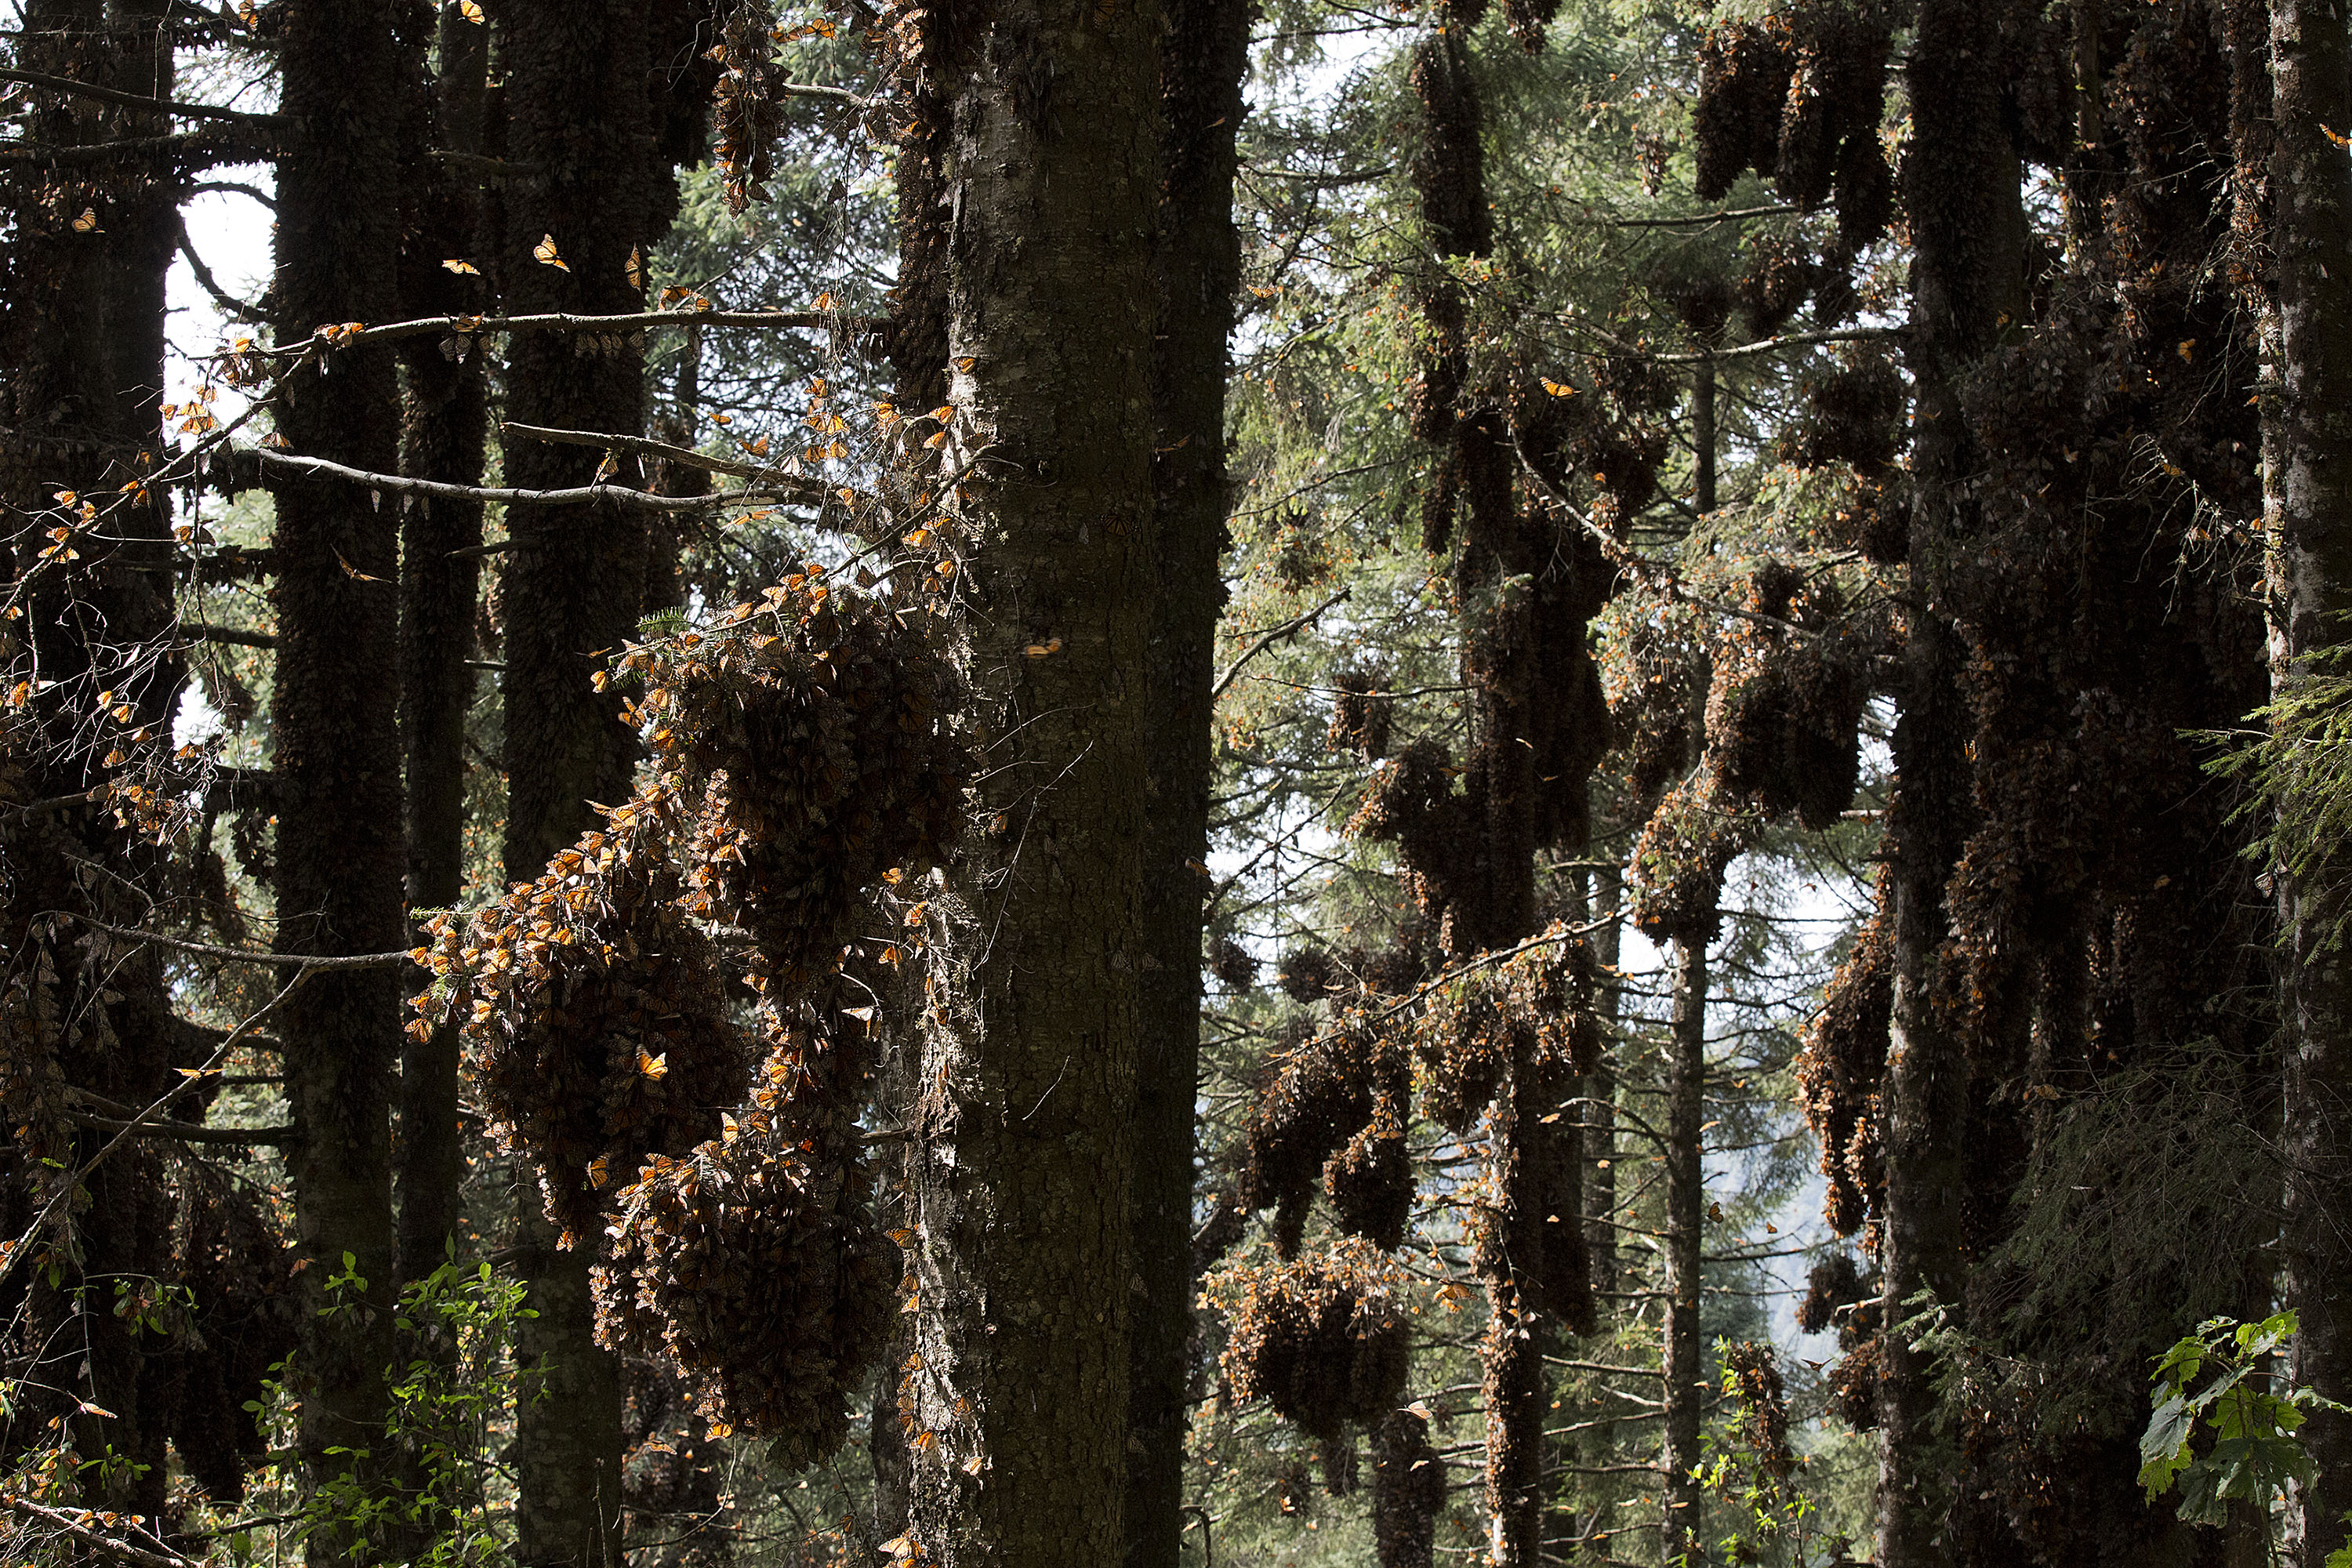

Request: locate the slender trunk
(1581, 861), (1621, 1295)
(394, 0), (491, 1295)
(1661, 935), (1707, 1566)
(269, 0), (406, 1544)
(1657, 361), (1720, 1567)
(1127, 2), (1247, 1564)
(1692, 358), (1715, 520)
(900, 0), (1160, 1559)
(1876, 3), (2024, 1559)
(2264, 2), (2352, 1561)
(498, 2), (658, 1559)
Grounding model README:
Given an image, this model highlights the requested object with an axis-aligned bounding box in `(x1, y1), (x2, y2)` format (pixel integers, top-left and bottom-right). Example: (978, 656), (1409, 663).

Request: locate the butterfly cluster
(1221, 1245), (1409, 1445)
(415, 574), (968, 1457)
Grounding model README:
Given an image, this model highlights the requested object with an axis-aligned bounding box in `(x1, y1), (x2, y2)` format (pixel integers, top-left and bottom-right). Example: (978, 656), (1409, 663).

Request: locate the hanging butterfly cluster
(415, 572), (969, 1455)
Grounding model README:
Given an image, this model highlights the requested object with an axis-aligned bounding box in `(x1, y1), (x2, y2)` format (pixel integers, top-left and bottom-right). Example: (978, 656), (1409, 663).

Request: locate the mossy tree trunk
(267, 0), (407, 1544)
(2263, 1), (2352, 1561)
(1125, 0), (1247, 1563)
(898, 0), (1161, 1559)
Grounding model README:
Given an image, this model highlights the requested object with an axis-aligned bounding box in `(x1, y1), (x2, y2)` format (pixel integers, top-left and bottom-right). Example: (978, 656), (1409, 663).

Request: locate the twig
(0, 66), (285, 128)
(1209, 588), (1350, 702)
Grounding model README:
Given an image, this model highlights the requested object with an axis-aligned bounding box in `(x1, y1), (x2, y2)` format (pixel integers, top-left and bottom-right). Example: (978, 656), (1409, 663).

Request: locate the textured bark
(1124, 1), (1247, 1564)
(0, 1), (188, 1517)
(899, 0), (1161, 1559)
(498, 2), (659, 1559)
(1875, 3), (2024, 1559)
(267, 0), (406, 1541)
(2263, 1), (2352, 1561)
(394, 0), (490, 1297)
(1661, 935), (1707, 1565)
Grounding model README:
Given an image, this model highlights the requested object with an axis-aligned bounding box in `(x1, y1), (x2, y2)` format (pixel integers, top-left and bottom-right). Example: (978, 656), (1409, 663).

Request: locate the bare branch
(502, 421), (829, 491)
(1210, 588), (1350, 702)
(0, 1496), (198, 1568)
(0, 66), (286, 127)
(0, 124), (279, 165)
(1641, 324), (1906, 365)
(66, 1109), (298, 1146)
(261, 307), (877, 356)
(254, 447), (818, 514)
(777, 82), (881, 111)
(1611, 203), (1798, 229)
(66, 913), (413, 971)
(185, 621), (276, 648)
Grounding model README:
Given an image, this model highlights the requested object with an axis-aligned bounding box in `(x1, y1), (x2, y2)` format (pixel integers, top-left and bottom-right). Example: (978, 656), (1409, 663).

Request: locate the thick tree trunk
(268, 0), (406, 1543)
(394, 0), (490, 1296)
(498, 2), (659, 1559)
(1876, 3), (2025, 1560)
(1125, 2), (1247, 1564)
(1661, 934), (1707, 1565)
(2263, 2), (2352, 1562)
(0, 0), (187, 1519)
(899, 0), (1160, 1559)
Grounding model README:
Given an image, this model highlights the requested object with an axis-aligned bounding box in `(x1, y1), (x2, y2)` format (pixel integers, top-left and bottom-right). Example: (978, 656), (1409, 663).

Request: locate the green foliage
(2205, 643), (2352, 949)
(263, 1252), (534, 1566)
(2137, 1312), (2350, 1558)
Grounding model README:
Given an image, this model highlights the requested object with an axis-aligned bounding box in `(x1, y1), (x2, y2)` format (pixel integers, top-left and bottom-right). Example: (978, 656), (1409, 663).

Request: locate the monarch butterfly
(532, 233), (568, 270)
(441, 258), (479, 274)
(71, 208), (100, 233)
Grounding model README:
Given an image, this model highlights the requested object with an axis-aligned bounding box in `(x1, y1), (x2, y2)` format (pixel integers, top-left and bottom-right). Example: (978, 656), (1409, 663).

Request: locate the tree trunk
(498, 2), (659, 1559)
(0, 0), (187, 1522)
(1126, 2), (1247, 1564)
(268, 0), (406, 1543)
(1876, 3), (2025, 1559)
(899, 0), (1161, 1560)
(394, 0), (491, 1297)
(2263, 2), (2352, 1561)
(1661, 934), (1707, 1566)
(1581, 861), (1621, 1298)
